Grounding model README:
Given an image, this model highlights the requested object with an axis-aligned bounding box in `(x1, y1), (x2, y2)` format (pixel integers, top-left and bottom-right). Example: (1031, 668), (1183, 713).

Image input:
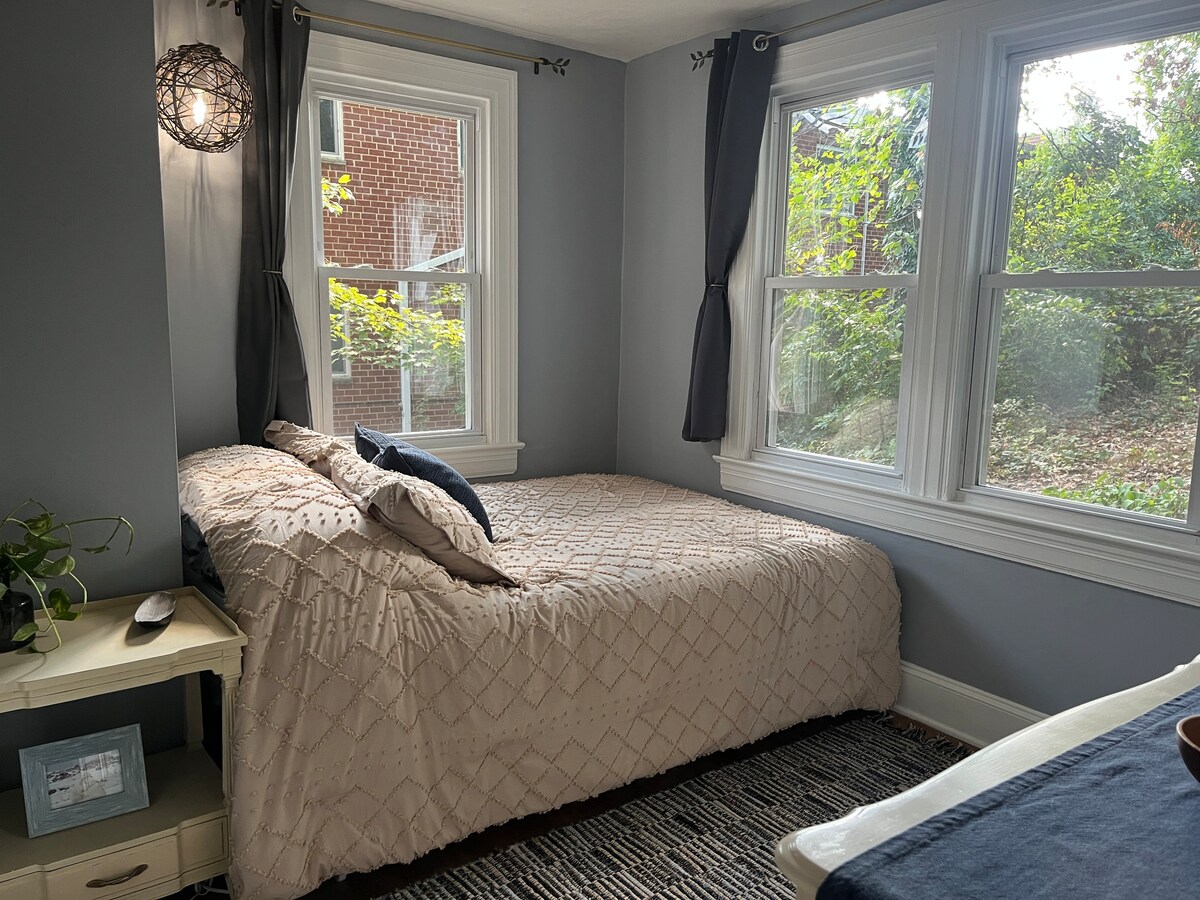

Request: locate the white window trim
(288, 32), (521, 478)
(719, 0), (1200, 607)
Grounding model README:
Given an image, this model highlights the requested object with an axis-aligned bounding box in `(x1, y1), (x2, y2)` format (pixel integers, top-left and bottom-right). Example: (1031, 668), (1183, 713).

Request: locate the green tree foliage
(776, 33), (1200, 515)
(784, 84), (928, 276)
(992, 33), (1200, 514)
(773, 84), (928, 460)
(321, 172), (354, 215)
(328, 280), (464, 375)
(320, 174), (465, 383)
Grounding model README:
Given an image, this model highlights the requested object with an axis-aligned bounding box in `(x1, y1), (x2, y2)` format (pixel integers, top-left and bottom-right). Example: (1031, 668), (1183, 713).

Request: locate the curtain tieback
(707, 282), (726, 289)
(263, 269), (284, 275)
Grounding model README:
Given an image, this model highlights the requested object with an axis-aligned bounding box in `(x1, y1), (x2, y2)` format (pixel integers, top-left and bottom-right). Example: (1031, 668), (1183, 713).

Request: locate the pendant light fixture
(155, 42), (253, 153)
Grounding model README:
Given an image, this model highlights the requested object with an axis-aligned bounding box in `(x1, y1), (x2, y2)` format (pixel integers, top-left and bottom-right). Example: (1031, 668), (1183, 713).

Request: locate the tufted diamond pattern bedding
(177, 445), (900, 900)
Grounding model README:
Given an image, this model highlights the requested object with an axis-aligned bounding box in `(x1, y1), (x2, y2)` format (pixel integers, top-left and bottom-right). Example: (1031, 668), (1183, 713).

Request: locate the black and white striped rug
(380, 717), (970, 899)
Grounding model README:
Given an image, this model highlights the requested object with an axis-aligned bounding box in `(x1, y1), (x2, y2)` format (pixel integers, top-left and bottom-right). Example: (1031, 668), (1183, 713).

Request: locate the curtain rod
(290, 8), (570, 75)
(690, 0), (896, 69)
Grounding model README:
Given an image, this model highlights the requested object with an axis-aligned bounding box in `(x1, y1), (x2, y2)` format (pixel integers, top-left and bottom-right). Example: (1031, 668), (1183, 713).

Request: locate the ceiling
(371, 0), (806, 62)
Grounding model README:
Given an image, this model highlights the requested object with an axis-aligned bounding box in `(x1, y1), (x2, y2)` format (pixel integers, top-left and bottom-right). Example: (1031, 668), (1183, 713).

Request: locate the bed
(178, 441), (901, 900)
(776, 654), (1200, 899)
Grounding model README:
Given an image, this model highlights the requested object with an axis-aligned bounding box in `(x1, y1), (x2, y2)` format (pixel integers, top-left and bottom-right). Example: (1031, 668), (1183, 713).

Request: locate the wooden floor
(174, 712), (969, 900)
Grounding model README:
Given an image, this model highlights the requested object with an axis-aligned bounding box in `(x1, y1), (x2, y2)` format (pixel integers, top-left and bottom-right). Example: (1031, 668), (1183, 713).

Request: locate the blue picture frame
(19, 724), (149, 838)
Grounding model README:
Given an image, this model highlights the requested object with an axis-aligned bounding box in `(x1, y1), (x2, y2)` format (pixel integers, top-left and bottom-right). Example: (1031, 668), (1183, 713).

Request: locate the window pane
(768, 288), (907, 465)
(328, 277), (467, 437)
(985, 287), (1199, 520)
(330, 326), (348, 378)
(1006, 31), (1200, 273)
(783, 83), (929, 276)
(319, 98), (466, 272)
(318, 97), (340, 157)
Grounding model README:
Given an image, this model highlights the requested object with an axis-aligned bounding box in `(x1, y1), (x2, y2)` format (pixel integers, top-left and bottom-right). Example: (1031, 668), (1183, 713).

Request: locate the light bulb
(192, 93), (208, 128)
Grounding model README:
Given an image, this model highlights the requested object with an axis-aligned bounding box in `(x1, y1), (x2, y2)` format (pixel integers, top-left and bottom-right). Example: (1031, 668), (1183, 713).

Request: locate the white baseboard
(893, 661), (1046, 747)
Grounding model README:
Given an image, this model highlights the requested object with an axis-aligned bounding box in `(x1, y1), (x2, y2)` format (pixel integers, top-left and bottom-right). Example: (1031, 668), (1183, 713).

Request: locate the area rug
(379, 717), (971, 899)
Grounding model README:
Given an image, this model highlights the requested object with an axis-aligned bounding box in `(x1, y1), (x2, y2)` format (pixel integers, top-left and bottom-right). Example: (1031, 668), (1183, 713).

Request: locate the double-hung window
(764, 83), (929, 475)
(288, 32), (520, 477)
(968, 36), (1200, 526)
(719, 0), (1200, 605)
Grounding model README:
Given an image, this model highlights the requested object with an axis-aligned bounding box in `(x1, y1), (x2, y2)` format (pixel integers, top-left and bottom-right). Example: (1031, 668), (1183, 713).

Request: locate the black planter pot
(0, 589), (35, 652)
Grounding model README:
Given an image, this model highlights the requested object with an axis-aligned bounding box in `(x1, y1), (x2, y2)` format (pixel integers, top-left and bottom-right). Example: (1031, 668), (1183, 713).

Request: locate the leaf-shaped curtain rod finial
(534, 58), (571, 76)
(690, 35), (769, 72)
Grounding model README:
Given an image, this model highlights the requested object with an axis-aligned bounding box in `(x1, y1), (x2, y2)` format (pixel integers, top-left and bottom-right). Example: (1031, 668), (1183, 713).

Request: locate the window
(766, 85), (929, 470)
(330, 316), (349, 380)
(719, 0), (1200, 606)
(288, 33), (520, 477)
(970, 37), (1200, 525)
(318, 97), (343, 162)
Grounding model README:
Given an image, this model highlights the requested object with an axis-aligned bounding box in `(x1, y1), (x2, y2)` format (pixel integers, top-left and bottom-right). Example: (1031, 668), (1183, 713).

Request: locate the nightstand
(0, 588), (245, 899)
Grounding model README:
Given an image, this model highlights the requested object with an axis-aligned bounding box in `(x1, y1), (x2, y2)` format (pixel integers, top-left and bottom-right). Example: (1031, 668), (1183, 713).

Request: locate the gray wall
(0, 0), (186, 788)
(617, 1), (1200, 715)
(1, 0), (182, 608)
(165, 0), (627, 477)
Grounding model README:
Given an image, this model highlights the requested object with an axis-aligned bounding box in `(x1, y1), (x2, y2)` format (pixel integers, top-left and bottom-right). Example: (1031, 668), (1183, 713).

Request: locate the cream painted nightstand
(0, 587), (245, 900)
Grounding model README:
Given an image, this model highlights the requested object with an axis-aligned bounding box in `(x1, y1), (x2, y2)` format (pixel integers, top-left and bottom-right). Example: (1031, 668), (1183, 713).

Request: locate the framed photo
(19, 724), (149, 838)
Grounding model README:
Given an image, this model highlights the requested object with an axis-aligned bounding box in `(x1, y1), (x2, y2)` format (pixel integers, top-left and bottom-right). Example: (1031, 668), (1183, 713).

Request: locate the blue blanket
(817, 684), (1200, 900)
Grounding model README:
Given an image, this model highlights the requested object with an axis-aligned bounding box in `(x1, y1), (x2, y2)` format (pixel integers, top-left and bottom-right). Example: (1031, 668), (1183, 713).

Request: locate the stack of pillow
(264, 421), (511, 585)
(352, 424), (494, 542)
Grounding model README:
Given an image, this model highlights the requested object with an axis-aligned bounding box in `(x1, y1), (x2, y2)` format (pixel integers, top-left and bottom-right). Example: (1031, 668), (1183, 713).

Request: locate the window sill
(422, 441), (524, 479)
(715, 454), (1200, 608)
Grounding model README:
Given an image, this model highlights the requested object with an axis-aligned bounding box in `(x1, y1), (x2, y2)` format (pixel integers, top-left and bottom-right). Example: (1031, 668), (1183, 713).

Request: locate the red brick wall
(321, 101), (466, 436)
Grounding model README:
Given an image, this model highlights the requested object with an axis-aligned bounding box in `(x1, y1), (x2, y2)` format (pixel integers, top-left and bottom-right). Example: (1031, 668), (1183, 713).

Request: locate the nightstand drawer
(46, 835), (176, 900)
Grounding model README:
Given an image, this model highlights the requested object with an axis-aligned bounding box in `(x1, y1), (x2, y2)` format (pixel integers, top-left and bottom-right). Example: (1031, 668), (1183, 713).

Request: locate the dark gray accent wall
(1, 0), (182, 603)
(0, 0), (186, 790)
(166, 0), (627, 477)
(617, 2), (1200, 716)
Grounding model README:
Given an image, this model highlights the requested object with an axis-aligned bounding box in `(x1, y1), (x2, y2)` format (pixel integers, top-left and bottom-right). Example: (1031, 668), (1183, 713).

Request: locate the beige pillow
(263, 420), (353, 476)
(327, 448), (514, 586)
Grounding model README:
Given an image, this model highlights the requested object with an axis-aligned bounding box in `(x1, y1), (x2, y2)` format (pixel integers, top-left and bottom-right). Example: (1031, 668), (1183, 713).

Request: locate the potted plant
(0, 501), (133, 653)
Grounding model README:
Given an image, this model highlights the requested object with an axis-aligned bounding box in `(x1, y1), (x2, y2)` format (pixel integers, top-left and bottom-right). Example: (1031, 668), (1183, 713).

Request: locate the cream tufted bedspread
(178, 445), (900, 900)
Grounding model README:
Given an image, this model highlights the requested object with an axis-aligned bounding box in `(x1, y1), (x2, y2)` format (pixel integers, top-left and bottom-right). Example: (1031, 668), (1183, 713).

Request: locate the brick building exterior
(321, 100), (467, 436)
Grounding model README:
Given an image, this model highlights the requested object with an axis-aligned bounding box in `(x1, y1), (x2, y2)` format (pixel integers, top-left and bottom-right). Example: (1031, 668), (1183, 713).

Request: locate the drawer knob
(86, 863), (149, 888)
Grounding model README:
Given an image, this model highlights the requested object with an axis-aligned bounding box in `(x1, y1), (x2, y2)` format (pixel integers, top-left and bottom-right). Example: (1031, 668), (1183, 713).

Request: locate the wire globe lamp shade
(156, 43), (253, 153)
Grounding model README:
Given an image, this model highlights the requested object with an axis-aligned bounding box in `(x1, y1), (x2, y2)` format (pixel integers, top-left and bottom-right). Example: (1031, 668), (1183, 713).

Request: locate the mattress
(776, 654), (1200, 899)
(179, 445), (902, 900)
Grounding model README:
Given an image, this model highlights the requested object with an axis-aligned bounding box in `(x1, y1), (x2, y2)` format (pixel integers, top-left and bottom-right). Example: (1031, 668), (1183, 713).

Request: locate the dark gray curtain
(682, 32), (777, 442)
(236, 0), (312, 444)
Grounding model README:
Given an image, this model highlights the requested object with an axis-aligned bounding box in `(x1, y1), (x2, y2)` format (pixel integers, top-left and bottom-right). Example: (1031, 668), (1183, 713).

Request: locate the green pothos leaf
(48, 588), (72, 618)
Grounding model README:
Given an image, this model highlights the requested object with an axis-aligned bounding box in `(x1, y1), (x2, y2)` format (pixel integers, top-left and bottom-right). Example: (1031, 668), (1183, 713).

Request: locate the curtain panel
(236, 0), (312, 444)
(682, 32), (777, 442)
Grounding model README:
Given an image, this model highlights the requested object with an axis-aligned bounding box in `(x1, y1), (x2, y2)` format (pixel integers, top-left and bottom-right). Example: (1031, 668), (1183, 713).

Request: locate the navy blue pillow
(354, 424), (494, 542)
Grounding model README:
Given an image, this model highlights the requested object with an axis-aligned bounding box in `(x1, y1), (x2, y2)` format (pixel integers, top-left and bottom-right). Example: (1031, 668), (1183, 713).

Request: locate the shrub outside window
(767, 85), (929, 468)
(971, 35), (1200, 525)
